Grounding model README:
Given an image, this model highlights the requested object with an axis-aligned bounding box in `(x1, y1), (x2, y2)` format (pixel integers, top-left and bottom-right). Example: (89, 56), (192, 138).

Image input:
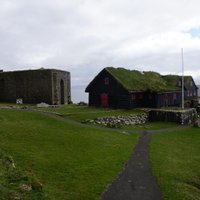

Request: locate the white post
(181, 48), (184, 109)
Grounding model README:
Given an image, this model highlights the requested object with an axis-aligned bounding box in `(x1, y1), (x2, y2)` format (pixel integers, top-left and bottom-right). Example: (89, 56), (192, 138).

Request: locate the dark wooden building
(85, 67), (198, 109)
(0, 68), (71, 105)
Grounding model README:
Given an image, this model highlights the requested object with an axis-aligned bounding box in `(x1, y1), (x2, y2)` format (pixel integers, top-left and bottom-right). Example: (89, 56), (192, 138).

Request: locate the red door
(101, 94), (108, 107)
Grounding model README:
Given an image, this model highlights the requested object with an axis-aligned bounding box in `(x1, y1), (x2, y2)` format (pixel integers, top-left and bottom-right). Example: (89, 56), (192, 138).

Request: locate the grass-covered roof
(106, 67), (192, 92)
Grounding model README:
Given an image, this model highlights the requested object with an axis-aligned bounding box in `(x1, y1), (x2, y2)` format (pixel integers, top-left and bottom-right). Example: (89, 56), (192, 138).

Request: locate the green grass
(37, 104), (144, 122)
(107, 67), (168, 91)
(121, 121), (179, 130)
(151, 128), (200, 200)
(106, 67), (193, 92)
(38, 105), (179, 131)
(0, 109), (139, 200)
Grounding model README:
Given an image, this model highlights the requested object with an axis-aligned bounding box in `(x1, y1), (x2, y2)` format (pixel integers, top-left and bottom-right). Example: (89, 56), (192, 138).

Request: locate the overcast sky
(1, 0), (200, 102)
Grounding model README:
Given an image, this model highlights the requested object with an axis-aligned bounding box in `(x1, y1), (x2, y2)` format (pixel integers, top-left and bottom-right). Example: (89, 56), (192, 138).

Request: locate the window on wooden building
(104, 77), (109, 85)
(173, 93), (177, 100)
(190, 80), (193, 86)
(149, 94), (152, 99)
(131, 94), (136, 100)
(163, 94), (168, 101)
(139, 94), (143, 99)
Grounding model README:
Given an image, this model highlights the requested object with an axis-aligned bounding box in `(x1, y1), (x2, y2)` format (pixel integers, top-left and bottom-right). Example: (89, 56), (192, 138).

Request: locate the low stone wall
(84, 113), (148, 128)
(84, 109), (198, 128)
(149, 108), (197, 125)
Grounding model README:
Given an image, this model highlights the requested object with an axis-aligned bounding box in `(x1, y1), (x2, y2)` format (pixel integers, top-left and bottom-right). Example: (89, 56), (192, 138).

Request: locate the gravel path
(102, 131), (163, 200)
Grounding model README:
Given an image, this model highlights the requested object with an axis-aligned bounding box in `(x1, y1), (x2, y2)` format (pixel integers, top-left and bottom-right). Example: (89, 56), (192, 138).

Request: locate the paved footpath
(102, 131), (163, 200)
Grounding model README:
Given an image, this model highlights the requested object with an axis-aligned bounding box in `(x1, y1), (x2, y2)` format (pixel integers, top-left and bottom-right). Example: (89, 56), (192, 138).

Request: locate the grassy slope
(151, 128), (200, 200)
(37, 105), (144, 122)
(121, 121), (178, 130)
(0, 109), (139, 200)
(38, 105), (179, 130)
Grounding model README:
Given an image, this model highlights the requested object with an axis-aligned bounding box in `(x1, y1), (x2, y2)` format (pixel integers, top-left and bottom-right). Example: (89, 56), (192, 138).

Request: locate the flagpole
(181, 48), (184, 109)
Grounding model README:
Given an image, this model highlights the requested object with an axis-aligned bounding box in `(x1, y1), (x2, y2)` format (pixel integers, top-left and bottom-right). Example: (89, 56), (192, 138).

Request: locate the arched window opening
(60, 79), (65, 104)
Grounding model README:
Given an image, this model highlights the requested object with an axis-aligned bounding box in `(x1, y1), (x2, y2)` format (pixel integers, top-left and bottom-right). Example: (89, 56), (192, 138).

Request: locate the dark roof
(0, 68), (69, 74)
(197, 85), (200, 96)
(86, 67), (196, 92)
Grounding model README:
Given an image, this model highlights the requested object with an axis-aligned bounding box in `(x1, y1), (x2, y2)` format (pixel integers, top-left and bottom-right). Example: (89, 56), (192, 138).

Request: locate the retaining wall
(149, 108), (197, 125)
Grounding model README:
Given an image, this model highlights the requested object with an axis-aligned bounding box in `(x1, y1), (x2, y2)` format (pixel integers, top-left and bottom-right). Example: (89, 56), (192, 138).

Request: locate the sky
(1, 0), (200, 103)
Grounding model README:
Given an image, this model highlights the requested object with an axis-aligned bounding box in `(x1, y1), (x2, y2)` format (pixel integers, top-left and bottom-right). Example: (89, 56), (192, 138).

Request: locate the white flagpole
(181, 48), (184, 109)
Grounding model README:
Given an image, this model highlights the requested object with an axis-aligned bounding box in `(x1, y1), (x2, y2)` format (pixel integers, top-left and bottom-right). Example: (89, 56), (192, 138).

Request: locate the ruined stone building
(0, 68), (71, 105)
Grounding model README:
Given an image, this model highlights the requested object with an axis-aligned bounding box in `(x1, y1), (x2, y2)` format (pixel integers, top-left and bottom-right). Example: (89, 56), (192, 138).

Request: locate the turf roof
(106, 67), (192, 92)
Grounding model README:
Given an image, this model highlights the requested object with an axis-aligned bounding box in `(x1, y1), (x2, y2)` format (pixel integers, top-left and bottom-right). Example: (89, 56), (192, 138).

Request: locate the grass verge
(121, 121), (178, 131)
(151, 127), (200, 200)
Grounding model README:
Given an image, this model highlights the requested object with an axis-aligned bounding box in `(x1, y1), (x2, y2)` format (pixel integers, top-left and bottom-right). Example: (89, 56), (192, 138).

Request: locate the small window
(149, 94), (152, 99)
(178, 80), (181, 87)
(163, 94), (168, 101)
(131, 94), (136, 100)
(187, 91), (190, 97)
(104, 77), (109, 85)
(190, 91), (192, 96)
(190, 80), (193, 86)
(173, 93), (177, 100)
(193, 91), (196, 96)
(139, 94), (143, 99)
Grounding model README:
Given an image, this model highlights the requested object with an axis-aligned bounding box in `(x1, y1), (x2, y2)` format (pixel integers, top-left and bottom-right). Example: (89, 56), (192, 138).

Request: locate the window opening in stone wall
(53, 73), (58, 104)
(60, 79), (65, 104)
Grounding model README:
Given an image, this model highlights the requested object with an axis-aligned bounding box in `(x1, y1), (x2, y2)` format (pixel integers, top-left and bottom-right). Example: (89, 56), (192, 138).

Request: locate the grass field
(0, 109), (139, 200)
(1, 105), (199, 200)
(121, 121), (179, 131)
(36, 104), (144, 122)
(37, 104), (179, 130)
(151, 128), (200, 200)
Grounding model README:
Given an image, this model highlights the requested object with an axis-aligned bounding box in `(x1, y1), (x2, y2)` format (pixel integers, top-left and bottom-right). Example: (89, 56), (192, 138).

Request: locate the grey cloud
(1, 0), (200, 102)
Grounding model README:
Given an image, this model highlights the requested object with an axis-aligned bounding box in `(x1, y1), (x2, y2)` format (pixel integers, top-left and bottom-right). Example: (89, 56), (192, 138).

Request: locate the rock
(193, 120), (200, 128)
(84, 113), (149, 127)
(20, 184), (32, 192)
(78, 101), (88, 106)
(36, 102), (49, 108)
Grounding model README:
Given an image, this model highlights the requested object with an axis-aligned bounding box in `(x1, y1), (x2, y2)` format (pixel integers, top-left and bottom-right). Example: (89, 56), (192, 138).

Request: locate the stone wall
(149, 108), (197, 125)
(0, 69), (71, 105)
(51, 70), (71, 105)
(84, 109), (198, 128)
(84, 113), (148, 128)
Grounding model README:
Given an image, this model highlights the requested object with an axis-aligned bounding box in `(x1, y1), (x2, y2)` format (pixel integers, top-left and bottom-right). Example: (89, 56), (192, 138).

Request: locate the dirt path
(102, 131), (163, 200)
